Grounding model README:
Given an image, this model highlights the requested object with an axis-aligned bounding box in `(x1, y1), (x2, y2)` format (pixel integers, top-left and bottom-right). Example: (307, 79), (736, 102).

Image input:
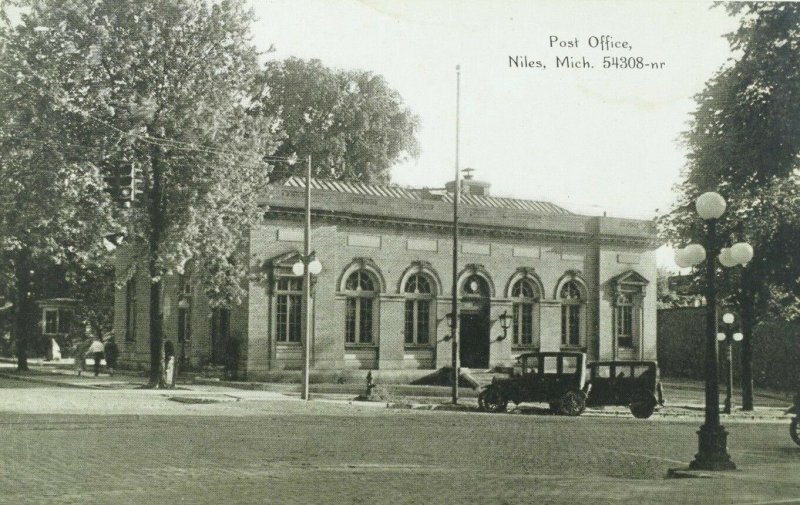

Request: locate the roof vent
(446, 168), (490, 196)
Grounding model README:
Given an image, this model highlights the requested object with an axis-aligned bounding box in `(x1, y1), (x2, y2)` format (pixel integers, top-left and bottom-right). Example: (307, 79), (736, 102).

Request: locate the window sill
(512, 344), (538, 350)
(345, 343), (378, 348)
(276, 341), (302, 346)
(404, 344), (434, 350)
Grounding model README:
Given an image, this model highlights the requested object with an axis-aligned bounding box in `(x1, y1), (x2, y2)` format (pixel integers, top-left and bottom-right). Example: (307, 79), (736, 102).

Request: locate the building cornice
(264, 207), (658, 248)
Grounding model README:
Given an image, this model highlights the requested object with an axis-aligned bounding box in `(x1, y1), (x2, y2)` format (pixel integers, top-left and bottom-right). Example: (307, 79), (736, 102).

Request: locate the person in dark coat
(104, 337), (119, 376)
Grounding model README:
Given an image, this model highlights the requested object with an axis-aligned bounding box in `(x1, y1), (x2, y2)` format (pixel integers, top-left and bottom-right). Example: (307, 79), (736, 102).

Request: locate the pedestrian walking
(87, 337), (105, 376)
(73, 337), (91, 376)
(104, 336), (119, 377)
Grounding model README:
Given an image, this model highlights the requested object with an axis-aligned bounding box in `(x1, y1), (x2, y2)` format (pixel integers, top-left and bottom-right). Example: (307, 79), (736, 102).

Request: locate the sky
(6, 0), (741, 268)
(247, 0), (741, 268)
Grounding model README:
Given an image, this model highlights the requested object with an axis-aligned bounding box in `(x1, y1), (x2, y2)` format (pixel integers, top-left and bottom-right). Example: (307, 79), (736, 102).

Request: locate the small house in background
(114, 176), (660, 379)
(37, 297), (78, 359)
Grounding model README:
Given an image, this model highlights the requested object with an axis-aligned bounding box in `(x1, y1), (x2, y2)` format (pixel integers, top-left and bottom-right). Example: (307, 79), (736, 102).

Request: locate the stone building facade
(114, 176), (659, 379)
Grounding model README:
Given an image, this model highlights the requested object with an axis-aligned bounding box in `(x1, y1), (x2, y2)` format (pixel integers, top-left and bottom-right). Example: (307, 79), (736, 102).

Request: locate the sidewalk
(0, 360), (792, 423)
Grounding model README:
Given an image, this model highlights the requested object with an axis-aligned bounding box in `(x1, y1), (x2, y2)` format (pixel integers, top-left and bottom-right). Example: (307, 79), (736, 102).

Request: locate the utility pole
(302, 155), (312, 401)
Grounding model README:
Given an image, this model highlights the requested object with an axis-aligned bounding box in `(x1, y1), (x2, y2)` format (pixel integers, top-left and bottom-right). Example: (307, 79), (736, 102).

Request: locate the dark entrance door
(460, 311), (489, 369)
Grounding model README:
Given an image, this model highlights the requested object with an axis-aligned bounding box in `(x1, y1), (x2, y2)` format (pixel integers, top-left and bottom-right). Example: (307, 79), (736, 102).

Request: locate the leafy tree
(255, 57), (419, 183)
(659, 3), (800, 407)
(0, 0), (280, 384)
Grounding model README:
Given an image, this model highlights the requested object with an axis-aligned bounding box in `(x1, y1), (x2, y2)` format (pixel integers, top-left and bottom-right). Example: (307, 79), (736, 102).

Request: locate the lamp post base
(689, 425), (736, 471)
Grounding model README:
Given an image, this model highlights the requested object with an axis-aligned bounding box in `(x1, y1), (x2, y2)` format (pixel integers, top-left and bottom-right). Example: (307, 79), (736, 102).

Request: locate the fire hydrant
(365, 371), (376, 399)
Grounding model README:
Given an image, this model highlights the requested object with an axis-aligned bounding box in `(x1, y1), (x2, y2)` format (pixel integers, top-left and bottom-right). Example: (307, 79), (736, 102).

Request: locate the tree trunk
(147, 139), (165, 388)
(12, 249), (34, 372)
(739, 271), (756, 411)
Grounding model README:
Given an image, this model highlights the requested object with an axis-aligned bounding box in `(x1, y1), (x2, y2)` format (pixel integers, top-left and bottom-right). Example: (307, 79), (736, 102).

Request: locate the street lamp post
(673, 191), (753, 471)
(289, 155), (321, 401)
(717, 312), (743, 415)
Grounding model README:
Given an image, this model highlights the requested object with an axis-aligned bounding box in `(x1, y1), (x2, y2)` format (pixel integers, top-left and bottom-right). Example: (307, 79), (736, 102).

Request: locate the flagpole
(451, 65), (461, 404)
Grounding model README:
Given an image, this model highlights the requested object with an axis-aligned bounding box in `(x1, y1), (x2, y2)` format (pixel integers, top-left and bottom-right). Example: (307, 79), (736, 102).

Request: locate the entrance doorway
(460, 312), (489, 368)
(459, 274), (491, 369)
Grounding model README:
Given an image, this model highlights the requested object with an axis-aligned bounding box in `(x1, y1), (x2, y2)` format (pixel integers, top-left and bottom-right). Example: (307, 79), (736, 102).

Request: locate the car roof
(517, 351), (585, 359)
(588, 360), (658, 367)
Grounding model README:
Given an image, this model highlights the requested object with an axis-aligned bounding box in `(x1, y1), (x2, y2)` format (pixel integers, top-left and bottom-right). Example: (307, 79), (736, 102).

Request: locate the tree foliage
(0, 0), (281, 381)
(660, 2), (800, 316)
(255, 57), (419, 183)
(658, 2), (800, 401)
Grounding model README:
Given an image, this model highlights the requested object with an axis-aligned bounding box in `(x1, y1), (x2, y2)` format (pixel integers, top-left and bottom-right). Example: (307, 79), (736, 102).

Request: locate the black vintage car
(585, 360), (664, 419)
(478, 352), (587, 416)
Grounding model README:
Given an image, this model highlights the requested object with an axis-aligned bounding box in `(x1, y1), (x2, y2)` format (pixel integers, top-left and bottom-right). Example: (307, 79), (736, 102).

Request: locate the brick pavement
(1, 403), (799, 505)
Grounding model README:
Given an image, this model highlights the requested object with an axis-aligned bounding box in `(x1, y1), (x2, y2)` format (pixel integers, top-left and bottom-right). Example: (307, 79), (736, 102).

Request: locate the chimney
(445, 168), (490, 196)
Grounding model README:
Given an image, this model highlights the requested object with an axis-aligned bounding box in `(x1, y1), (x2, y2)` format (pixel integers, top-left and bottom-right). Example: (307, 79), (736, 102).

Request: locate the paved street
(0, 377), (798, 505)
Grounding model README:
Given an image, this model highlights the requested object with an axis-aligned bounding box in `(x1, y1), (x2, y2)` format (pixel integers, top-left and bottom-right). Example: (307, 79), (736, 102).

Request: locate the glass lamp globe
(292, 261), (304, 276)
(308, 259), (322, 275)
(719, 248), (738, 268)
(685, 243), (706, 266)
(674, 248), (692, 268)
(717, 332), (726, 342)
(730, 242), (754, 265)
(696, 192), (727, 220)
(722, 313), (734, 325)
(733, 332), (744, 342)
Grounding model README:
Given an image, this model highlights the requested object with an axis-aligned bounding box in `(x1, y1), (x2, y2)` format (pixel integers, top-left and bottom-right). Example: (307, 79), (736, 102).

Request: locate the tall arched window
(560, 280), (585, 346)
(511, 278), (540, 346)
(404, 273), (434, 345)
(345, 270), (376, 344)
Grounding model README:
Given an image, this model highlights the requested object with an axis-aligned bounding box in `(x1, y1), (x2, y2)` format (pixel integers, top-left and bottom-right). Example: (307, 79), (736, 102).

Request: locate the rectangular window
(404, 301), (414, 344)
(416, 300), (430, 344)
(44, 309), (58, 335)
(513, 304), (534, 345)
(125, 279), (136, 341)
(277, 293), (302, 342)
(58, 310), (72, 334)
(359, 298), (373, 343)
(178, 307), (191, 343)
(562, 305), (580, 346)
(616, 305), (633, 348)
(345, 298), (357, 343)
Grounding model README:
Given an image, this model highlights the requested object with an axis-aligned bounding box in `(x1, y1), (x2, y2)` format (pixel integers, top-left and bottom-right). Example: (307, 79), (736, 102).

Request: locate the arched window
(560, 280), (585, 347)
(404, 273), (434, 345)
(344, 270), (376, 344)
(275, 278), (302, 343)
(615, 293), (634, 348)
(511, 278), (540, 346)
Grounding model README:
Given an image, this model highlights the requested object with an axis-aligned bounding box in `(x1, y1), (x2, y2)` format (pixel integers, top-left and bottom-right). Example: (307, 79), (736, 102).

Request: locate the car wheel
(630, 390), (657, 419)
(478, 387), (508, 413)
(790, 418), (800, 447)
(559, 390), (586, 416)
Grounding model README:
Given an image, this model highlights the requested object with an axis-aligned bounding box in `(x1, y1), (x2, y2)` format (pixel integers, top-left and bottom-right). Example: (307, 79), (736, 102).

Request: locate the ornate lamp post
(673, 191), (753, 471)
(717, 312), (743, 415)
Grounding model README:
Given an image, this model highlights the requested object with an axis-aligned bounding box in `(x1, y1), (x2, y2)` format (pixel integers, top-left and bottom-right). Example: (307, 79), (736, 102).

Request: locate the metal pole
(690, 219), (735, 470)
(724, 336), (733, 415)
(301, 155), (312, 401)
(451, 64), (461, 405)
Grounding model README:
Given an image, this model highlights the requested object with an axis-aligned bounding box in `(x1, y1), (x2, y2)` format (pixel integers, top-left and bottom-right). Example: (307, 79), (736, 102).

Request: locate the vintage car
(585, 360), (664, 419)
(478, 352), (587, 416)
